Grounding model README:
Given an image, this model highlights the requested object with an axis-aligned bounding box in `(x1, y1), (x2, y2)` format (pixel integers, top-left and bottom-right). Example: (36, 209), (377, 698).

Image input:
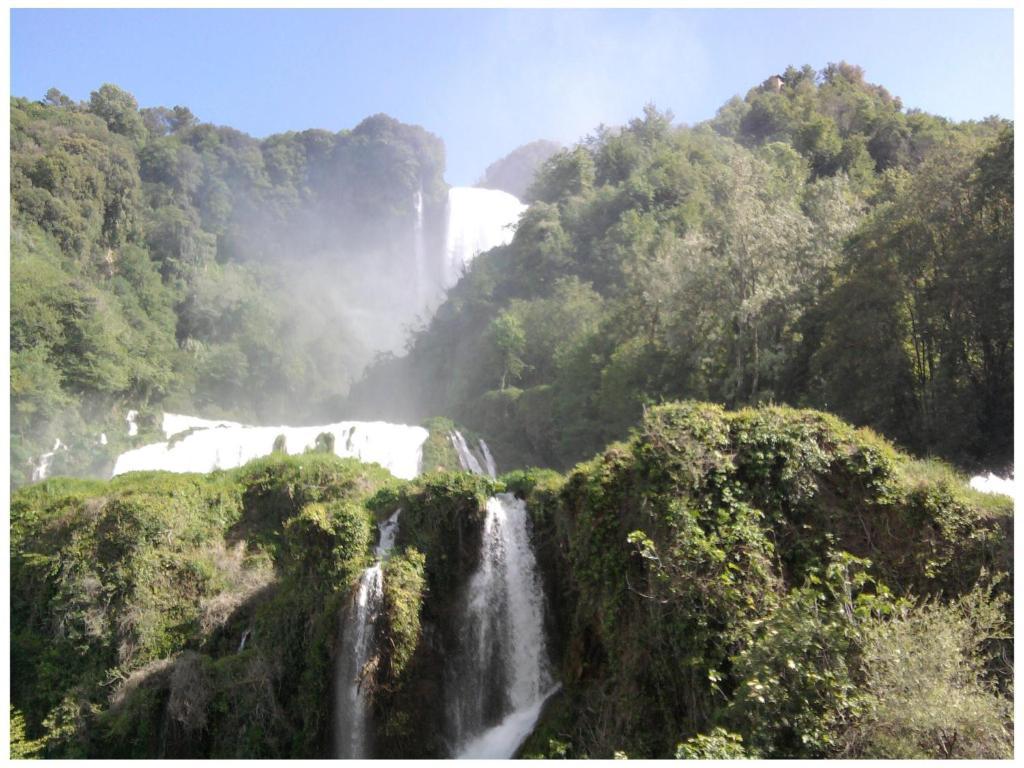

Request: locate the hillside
(10, 404), (1012, 758)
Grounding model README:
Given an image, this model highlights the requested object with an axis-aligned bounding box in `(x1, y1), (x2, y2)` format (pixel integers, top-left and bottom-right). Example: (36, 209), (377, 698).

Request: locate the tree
(43, 87), (74, 108)
(88, 84), (146, 143)
(490, 312), (526, 390)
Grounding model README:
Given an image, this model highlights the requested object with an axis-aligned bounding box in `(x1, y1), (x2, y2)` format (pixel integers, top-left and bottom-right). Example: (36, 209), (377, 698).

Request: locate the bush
(675, 728), (755, 759)
(841, 584), (1012, 758)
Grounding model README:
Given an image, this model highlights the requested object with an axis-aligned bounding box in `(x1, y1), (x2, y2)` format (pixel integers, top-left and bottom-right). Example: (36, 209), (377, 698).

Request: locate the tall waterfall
(413, 186), (428, 307)
(334, 509), (402, 759)
(112, 413), (428, 480)
(443, 187), (527, 290)
(448, 431), (555, 758)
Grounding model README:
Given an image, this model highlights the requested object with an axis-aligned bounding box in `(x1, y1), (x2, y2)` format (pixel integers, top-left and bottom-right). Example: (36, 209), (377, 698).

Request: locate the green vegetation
(10, 449), (501, 758)
(419, 417), (463, 472)
(11, 454), (392, 757)
(350, 63), (1012, 475)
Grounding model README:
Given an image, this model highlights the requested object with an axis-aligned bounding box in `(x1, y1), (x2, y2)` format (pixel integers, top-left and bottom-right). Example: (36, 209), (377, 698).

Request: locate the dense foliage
(349, 64), (1013, 475)
(11, 85), (446, 487)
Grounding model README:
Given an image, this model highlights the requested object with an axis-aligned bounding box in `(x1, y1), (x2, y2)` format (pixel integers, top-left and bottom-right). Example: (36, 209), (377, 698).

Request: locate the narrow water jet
(334, 508), (402, 759)
(479, 439), (498, 480)
(413, 186), (428, 308)
(451, 430), (486, 476)
(31, 439), (65, 483)
(126, 409), (139, 437)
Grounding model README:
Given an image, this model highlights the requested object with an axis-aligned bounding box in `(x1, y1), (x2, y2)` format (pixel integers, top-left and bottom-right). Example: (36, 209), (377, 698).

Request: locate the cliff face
(10, 403), (1013, 759)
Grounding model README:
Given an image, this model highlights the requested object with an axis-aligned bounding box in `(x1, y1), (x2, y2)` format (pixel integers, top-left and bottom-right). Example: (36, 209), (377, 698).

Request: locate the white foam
(113, 416), (428, 480)
(969, 472), (1016, 501)
(456, 688), (559, 759)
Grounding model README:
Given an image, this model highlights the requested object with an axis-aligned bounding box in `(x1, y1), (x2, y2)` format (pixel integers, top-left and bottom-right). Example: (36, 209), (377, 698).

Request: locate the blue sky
(10, 8), (1014, 186)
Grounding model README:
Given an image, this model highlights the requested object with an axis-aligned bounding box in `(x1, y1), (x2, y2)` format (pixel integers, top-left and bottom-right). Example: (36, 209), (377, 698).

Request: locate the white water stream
(443, 187), (526, 290)
(334, 509), (402, 759)
(969, 472), (1016, 501)
(450, 493), (554, 758)
(30, 439), (66, 482)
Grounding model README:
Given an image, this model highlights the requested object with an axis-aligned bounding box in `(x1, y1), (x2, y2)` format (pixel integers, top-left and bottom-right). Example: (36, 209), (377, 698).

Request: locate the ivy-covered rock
(518, 402), (1012, 758)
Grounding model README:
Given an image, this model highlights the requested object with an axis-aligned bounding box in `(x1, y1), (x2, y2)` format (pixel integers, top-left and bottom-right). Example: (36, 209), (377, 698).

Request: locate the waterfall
(30, 439), (65, 483)
(451, 430), (497, 480)
(970, 471), (1016, 501)
(443, 187), (527, 290)
(479, 439), (498, 480)
(335, 509), (402, 758)
(413, 186), (428, 307)
(450, 494), (555, 758)
(126, 410), (139, 437)
(447, 430), (553, 757)
(112, 414), (428, 481)
(335, 564), (384, 759)
(160, 412), (243, 438)
(451, 431), (486, 477)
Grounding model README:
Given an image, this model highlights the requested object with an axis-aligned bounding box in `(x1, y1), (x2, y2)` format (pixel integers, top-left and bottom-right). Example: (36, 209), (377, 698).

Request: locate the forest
(9, 62), (1015, 759)
(11, 84), (447, 486)
(350, 63), (1013, 477)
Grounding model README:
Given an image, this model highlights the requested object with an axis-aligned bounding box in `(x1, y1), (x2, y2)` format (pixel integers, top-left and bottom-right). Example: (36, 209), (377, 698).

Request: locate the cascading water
(479, 439), (497, 480)
(31, 439), (65, 482)
(443, 187), (527, 290)
(413, 186), (428, 308)
(126, 409), (139, 437)
(160, 413), (243, 438)
(448, 431), (555, 758)
(112, 413), (428, 481)
(450, 494), (555, 758)
(970, 471), (1016, 501)
(451, 430), (487, 477)
(451, 430), (498, 480)
(335, 509), (402, 759)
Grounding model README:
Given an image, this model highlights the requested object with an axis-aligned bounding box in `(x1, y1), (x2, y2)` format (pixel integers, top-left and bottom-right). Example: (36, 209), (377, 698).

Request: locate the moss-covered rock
(11, 454), (397, 758)
(369, 471), (494, 757)
(420, 417), (462, 473)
